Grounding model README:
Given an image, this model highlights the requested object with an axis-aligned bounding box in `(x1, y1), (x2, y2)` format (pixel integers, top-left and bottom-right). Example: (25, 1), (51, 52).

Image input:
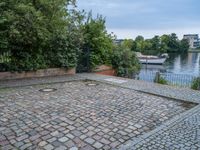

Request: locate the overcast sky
(77, 0), (200, 39)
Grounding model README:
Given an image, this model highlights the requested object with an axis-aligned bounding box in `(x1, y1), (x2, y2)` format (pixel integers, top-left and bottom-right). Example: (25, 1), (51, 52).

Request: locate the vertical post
(155, 72), (160, 83)
(86, 46), (90, 72)
(125, 68), (128, 78)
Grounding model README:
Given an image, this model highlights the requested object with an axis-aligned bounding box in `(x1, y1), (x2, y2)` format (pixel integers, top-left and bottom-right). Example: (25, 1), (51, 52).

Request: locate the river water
(138, 52), (200, 86)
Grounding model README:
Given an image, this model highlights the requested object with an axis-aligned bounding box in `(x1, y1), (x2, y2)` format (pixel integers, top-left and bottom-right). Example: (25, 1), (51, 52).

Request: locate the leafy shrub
(154, 74), (168, 85)
(80, 13), (114, 70)
(111, 47), (140, 77)
(0, 0), (81, 72)
(191, 77), (200, 90)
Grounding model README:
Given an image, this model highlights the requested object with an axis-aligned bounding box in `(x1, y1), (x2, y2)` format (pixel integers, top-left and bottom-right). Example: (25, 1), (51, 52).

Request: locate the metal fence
(137, 71), (199, 88)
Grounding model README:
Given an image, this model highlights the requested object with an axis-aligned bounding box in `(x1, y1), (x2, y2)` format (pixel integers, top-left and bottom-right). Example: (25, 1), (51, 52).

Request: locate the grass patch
(191, 77), (200, 90)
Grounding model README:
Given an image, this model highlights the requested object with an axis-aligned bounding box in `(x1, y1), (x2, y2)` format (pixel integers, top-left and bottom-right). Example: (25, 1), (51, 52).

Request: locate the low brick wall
(0, 68), (75, 80)
(93, 65), (116, 76)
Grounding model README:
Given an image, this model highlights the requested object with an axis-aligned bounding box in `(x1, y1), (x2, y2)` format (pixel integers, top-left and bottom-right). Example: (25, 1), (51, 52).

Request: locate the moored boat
(136, 52), (168, 65)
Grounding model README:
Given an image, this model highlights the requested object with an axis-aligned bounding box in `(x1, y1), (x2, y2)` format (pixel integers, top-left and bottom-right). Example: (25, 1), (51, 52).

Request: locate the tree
(151, 36), (160, 51)
(121, 39), (134, 50)
(160, 34), (170, 53)
(135, 35), (144, 42)
(80, 12), (114, 70)
(143, 40), (153, 53)
(131, 40), (137, 51)
(168, 33), (180, 52)
(0, 0), (82, 71)
(179, 39), (189, 52)
(112, 46), (140, 77)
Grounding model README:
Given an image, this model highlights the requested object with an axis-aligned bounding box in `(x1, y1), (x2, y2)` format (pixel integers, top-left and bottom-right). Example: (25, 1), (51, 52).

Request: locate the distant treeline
(118, 33), (190, 55)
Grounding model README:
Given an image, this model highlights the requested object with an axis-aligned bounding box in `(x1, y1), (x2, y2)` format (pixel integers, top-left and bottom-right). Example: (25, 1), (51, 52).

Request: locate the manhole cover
(86, 83), (99, 86)
(39, 88), (57, 92)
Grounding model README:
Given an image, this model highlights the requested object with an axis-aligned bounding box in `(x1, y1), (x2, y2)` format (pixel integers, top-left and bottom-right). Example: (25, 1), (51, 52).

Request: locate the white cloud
(78, 0), (200, 39)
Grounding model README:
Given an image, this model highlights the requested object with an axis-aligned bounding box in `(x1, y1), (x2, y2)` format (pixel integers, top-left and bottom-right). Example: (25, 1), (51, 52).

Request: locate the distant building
(113, 39), (124, 45)
(183, 34), (200, 49)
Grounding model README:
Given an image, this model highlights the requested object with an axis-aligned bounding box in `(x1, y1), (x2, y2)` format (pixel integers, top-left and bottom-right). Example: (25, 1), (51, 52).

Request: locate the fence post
(155, 72), (160, 83)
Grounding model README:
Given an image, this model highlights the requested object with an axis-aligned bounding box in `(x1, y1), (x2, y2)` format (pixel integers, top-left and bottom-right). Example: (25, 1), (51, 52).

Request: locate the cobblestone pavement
(78, 74), (200, 150)
(0, 78), (196, 150)
(79, 73), (200, 104)
(122, 106), (200, 150)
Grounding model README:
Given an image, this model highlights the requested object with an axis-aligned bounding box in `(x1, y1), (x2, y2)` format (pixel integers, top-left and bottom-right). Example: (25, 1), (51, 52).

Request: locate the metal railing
(137, 71), (200, 88)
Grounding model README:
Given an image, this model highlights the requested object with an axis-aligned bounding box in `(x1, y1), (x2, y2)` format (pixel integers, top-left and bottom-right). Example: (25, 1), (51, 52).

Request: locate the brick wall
(93, 65), (116, 76)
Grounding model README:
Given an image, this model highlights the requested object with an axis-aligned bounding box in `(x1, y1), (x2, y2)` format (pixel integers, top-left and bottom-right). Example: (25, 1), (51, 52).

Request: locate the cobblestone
(0, 74), (200, 149)
(122, 107), (200, 150)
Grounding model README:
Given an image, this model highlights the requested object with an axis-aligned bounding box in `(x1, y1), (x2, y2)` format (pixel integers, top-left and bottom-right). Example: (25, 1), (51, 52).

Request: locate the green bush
(80, 13), (114, 70)
(154, 74), (168, 85)
(111, 47), (140, 77)
(191, 77), (200, 90)
(0, 0), (82, 72)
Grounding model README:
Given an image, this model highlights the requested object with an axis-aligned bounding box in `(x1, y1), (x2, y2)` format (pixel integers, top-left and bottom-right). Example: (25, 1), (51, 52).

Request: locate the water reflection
(141, 53), (200, 76)
(138, 53), (200, 86)
(164, 53), (200, 76)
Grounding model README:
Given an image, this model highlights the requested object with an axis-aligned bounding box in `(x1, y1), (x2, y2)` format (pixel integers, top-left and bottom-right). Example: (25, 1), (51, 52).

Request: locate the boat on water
(136, 52), (168, 65)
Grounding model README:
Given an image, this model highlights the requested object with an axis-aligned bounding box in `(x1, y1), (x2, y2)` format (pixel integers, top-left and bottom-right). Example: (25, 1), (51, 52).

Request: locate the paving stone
(52, 141), (63, 147)
(30, 134), (41, 141)
(16, 134), (29, 141)
(51, 131), (59, 137)
(44, 144), (54, 150)
(84, 138), (95, 144)
(92, 141), (103, 149)
(47, 137), (57, 143)
(58, 137), (69, 142)
(14, 141), (24, 147)
(100, 138), (110, 145)
(69, 146), (78, 150)
(20, 143), (32, 150)
(81, 145), (95, 150)
(80, 134), (87, 140)
(64, 140), (75, 148)
(38, 141), (47, 147)
(55, 145), (67, 150)
(134, 124), (142, 129)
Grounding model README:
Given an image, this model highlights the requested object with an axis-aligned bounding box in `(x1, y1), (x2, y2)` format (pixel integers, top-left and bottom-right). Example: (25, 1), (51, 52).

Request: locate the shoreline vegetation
(117, 33), (190, 56)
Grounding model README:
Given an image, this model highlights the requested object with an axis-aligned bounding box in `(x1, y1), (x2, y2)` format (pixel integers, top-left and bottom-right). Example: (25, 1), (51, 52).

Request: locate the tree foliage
(0, 0), (82, 71)
(128, 33), (189, 55)
(111, 46), (140, 77)
(79, 12), (114, 70)
(0, 0), (142, 75)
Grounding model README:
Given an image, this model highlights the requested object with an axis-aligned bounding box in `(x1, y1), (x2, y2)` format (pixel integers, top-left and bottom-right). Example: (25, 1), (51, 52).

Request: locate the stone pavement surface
(0, 73), (200, 150)
(124, 107), (200, 150)
(80, 73), (200, 104)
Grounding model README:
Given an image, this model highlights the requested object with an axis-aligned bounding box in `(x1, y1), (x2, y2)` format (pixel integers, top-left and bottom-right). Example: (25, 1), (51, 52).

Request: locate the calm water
(138, 52), (200, 86)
